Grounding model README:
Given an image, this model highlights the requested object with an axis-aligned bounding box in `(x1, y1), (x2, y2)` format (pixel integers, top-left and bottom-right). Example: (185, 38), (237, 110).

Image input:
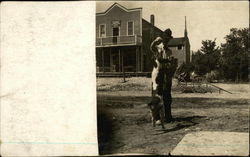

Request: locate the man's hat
(163, 28), (173, 38)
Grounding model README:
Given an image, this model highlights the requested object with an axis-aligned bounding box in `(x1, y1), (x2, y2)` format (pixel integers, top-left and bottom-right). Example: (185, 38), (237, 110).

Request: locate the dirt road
(97, 78), (249, 155)
(97, 91), (249, 155)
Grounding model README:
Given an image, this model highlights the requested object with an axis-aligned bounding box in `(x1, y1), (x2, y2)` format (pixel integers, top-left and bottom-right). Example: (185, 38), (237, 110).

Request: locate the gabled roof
(142, 19), (163, 33)
(168, 37), (186, 46)
(96, 2), (142, 16)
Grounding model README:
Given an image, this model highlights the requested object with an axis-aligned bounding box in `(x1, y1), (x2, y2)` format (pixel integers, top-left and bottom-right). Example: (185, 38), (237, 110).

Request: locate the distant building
(96, 3), (190, 73)
(168, 17), (191, 65)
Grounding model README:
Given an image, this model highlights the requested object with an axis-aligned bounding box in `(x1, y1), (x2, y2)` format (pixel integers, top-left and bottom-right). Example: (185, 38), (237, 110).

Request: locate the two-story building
(96, 3), (190, 73)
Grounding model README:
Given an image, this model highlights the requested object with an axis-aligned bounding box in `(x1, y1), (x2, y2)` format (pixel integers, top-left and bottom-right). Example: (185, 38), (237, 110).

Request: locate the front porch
(96, 35), (142, 47)
(96, 46), (144, 73)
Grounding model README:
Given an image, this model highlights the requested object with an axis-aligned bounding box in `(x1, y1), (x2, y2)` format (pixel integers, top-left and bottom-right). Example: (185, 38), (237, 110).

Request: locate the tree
(220, 28), (249, 82)
(200, 39), (221, 72)
(192, 50), (208, 75)
(192, 39), (221, 76)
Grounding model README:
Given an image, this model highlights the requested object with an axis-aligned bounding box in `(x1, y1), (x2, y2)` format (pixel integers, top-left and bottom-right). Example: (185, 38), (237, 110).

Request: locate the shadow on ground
(97, 95), (249, 108)
(152, 116), (206, 135)
(97, 110), (115, 153)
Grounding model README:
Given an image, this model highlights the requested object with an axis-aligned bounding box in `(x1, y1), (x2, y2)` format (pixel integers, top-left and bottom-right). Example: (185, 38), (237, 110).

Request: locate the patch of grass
(97, 77), (151, 91)
(98, 83), (147, 91)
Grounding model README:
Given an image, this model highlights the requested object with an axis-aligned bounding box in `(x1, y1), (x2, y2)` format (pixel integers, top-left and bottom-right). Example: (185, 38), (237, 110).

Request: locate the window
(99, 24), (106, 37)
(127, 21), (134, 36)
(177, 45), (183, 50)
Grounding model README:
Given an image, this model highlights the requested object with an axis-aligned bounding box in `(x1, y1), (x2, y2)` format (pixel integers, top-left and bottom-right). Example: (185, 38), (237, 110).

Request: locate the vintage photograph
(96, 1), (249, 156)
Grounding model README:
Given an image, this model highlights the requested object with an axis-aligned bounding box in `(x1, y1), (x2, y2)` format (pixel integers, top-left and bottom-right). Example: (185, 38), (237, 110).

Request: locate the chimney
(150, 14), (155, 26)
(150, 14), (155, 41)
(184, 16), (188, 38)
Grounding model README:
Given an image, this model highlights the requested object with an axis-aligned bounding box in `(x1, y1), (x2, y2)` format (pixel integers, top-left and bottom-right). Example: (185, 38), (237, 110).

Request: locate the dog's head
(147, 102), (154, 110)
(147, 96), (161, 111)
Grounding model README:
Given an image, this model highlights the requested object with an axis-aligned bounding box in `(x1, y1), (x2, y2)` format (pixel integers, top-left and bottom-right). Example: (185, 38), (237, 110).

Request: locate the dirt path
(97, 90), (250, 99)
(97, 92), (249, 155)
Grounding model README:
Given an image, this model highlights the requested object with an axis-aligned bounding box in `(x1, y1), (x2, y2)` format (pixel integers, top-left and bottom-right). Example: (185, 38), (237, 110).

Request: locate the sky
(96, 1), (249, 52)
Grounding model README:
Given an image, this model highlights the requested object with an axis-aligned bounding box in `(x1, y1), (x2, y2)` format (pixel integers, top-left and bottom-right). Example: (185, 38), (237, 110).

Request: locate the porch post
(102, 49), (104, 72)
(138, 46), (141, 72)
(122, 49), (126, 82)
(136, 47), (138, 72)
(119, 49), (121, 72)
(109, 48), (112, 72)
(137, 46), (140, 72)
(140, 46), (143, 72)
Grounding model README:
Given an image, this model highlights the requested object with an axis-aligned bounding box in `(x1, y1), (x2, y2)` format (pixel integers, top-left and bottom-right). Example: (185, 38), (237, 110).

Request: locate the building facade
(168, 17), (190, 66)
(96, 3), (190, 73)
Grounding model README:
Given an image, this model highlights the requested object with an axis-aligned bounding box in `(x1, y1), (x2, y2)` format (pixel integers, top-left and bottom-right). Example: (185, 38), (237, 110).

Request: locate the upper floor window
(127, 21), (134, 36)
(99, 24), (106, 37)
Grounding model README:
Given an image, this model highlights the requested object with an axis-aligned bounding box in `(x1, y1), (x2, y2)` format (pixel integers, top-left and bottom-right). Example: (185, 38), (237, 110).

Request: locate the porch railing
(96, 65), (136, 72)
(96, 35), (142, 47)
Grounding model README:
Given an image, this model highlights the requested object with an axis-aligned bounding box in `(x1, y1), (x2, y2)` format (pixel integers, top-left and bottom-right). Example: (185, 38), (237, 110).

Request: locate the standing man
(150, 28), (178, 123)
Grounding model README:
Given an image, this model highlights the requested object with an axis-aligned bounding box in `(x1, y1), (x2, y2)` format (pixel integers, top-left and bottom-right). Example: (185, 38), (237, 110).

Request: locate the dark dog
(148, 96), (165, 129)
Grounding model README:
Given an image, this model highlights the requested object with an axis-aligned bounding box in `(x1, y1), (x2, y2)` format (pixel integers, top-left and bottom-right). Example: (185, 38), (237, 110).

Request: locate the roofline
(96, 2), (142, 16)
(168, 37), (189, 46)
(142, 18), (163, 33)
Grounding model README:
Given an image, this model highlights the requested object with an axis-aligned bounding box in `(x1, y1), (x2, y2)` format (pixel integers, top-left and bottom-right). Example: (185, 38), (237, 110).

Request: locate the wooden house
(96, 3), (190, 73)
(168, 17), (190, 66)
